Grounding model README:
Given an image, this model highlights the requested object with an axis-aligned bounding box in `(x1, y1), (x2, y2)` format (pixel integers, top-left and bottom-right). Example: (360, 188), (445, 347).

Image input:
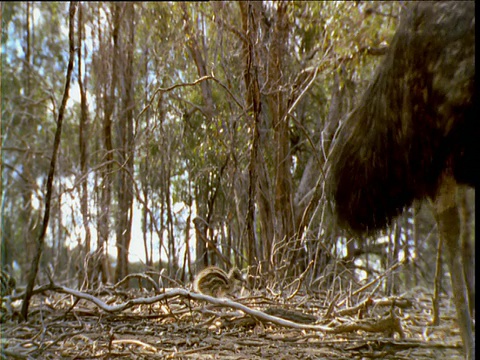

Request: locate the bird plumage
(193, 266), (244, 297)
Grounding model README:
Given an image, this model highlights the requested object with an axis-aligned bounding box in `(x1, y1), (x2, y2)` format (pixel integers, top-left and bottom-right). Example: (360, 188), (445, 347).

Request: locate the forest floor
(1, 284), (467, 359)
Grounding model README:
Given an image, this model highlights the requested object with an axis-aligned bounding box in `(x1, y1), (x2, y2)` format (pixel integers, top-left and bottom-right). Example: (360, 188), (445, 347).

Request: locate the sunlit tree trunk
(114, 2), (135, 283)
(238, 2), (264, 268)
(95, 2), (117, 286)
(21, 2), (77, 319)
(266, 3), (295, 271)
(19, 1), (37, 283)
(77, 3), (92, 287)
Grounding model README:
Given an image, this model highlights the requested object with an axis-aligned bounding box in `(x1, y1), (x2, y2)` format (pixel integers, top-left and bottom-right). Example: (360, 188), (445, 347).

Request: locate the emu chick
(1, 270), (16, 297)
(193, 266), (244, 297)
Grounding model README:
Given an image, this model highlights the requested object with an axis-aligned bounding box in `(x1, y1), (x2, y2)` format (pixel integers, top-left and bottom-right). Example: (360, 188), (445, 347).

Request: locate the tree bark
(77, 2), (92, 287)
(114, 2), (135, 283)
(239, 2), (263, 268)
(21, 2), (77, 320)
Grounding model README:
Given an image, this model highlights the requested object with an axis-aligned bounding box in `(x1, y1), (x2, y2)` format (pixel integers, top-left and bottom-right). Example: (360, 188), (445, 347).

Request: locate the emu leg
(463, 235), (475, 320)
(458, 188), (475, 319)
(432, 176), (474, 359)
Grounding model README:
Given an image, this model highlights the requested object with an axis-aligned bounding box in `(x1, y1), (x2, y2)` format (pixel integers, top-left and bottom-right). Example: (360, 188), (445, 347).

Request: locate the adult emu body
(328, 2), (476, 358)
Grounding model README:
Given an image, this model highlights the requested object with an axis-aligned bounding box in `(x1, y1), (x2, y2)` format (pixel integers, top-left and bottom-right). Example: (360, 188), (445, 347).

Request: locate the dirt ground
(1, 285), (467, 359)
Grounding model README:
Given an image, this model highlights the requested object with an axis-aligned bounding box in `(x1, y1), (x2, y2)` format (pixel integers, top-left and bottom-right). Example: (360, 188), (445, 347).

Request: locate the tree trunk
(21, 2), (77, 319)
(238, 2), (263, 268)
(268, 3), (294, 271)
(114, 2), (135, 283)
(77, 3), (92, 287)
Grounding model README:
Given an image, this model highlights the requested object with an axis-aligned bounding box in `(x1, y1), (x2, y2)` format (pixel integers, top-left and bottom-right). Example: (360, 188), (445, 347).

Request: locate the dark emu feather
(328, 2), (476, 358)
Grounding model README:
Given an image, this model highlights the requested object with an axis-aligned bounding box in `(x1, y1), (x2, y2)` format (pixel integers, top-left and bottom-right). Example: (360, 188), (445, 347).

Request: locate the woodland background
(1, 2), (475, 297)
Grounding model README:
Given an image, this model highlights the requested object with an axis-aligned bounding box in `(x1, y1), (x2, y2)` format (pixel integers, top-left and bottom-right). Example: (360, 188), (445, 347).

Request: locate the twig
(50, 284), (334, 332)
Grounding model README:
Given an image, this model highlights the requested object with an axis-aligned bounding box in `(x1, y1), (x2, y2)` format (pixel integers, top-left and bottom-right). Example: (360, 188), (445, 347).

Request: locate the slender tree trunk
(19, 0), (36, 284)
(95, 2), (118, 286)
(77, 3), (92, 288)
(268, 4), (294, 271)
(21, 2), (77, 319)
(239, 2), (263, 268)
(114, 2), (135, 283)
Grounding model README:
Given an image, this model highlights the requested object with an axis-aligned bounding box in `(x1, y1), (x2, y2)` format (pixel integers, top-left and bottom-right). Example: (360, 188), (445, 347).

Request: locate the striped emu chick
(1, 269), (16, 297)
(193, 266), (244, 297)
